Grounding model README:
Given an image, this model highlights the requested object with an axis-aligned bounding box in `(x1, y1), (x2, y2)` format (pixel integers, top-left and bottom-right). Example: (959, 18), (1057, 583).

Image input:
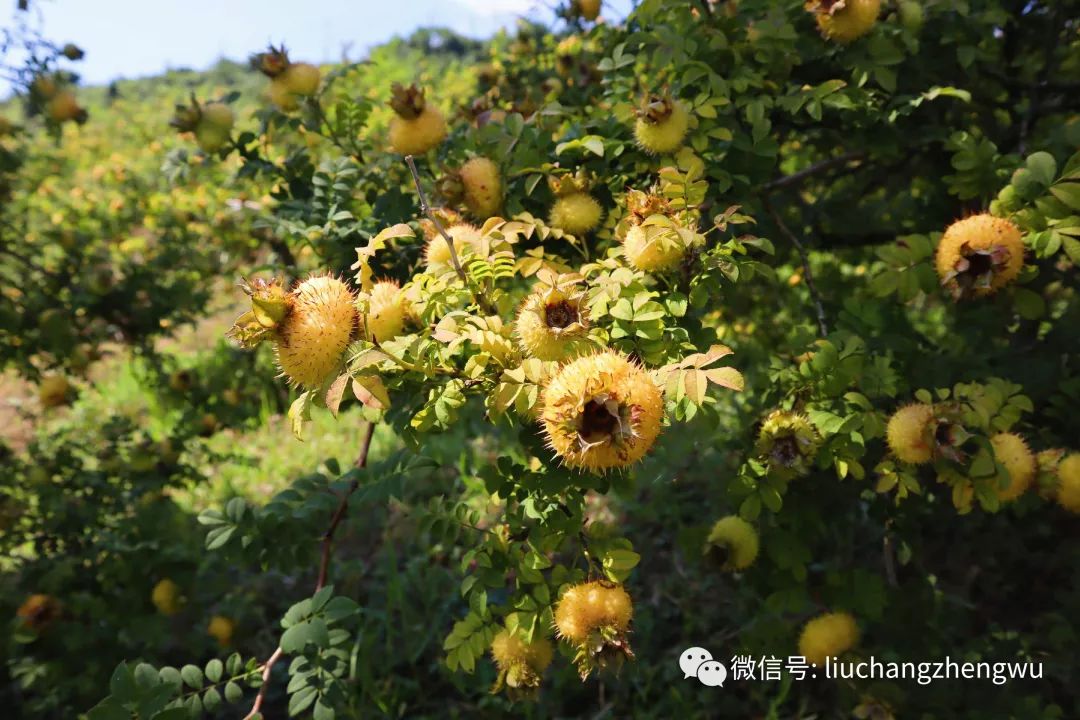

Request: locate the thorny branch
(244, 421), (375, 719)
(762, 197), (829, 338)
(404, 154), (469, 285)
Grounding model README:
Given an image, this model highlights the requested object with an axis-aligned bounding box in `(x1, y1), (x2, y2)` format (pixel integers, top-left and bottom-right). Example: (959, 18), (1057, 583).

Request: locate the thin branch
(317, 421), (376, 590)
(761, 151), (866, 193)
(762, 197), (829, 337)
(243, 421), (375, 720)
(243, 647), (283, 720)
(404, 154), (469, 285)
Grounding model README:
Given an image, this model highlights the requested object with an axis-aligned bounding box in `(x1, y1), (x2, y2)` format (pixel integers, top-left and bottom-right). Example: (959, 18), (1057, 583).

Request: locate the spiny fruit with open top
(515, 272), (592, 361)
(633, 94), (690, 155)
(541, 351), (663, 473)
(489, 628), (554, 698)
(806, 0), (881, 43)
(935, 214), (1025, 299)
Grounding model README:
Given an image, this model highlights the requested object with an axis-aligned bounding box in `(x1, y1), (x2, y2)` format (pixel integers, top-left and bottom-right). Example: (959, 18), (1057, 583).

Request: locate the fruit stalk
(404, 154), (494, 313)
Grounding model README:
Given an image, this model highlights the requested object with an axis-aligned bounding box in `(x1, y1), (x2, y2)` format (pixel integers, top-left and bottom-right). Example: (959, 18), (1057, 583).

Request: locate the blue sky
(4, 0), (634, 91)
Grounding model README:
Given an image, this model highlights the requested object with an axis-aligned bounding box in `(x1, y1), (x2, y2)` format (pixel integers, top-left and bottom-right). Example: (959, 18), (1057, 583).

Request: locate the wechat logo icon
(680, 647), (727, 687)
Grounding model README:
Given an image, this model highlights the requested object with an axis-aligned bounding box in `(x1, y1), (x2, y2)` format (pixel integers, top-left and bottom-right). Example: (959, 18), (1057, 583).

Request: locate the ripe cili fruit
(194, 103), (234, 153)
(388, 83), (447, 156)
(935, 214), (1025, 299)
(252, 45), (319, 109)
(1055, 454), (1080, 513)
(575, 0), (602, 22)
(756, 410), (820, 479)
(47, 90), (86, 124)
(424, 223), (481, 271)
(17, 594), (61, 632)
(547, 169), (604, 236)
(515, 274), (591, 361)
(886, 403), (934, 464)
(799, 611), (859, 667)
(554, 580), (634, 678)
(151, 579), (182, 616)
(806, 0), (881, 43)
(281, 63), (321, 96)
(489, 629), (554, 698)
(541, 351), (663, 472)
(619, 188), (694, 272)
(38, 375), (72, 408)
(365, 280), (409, 343)
(457, 157), (503, 219)
(207, 615), (235, 646)
(704, 516), (759, 571)
(989, 432), (1035, 503)
(274, 275), (359, 389)
(633, 94), (690, 155)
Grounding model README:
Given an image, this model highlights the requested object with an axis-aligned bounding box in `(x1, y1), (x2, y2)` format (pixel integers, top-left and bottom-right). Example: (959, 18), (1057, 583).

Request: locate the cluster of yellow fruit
(169, 97), (236, 153)
(886, 402), (1080, 512)
(934, 214), (1026, 300)
(29, 73), (87, 125)
(553, 580), (634, 678)
(250, 45), (322, 112)
(150, 579), (235, 645)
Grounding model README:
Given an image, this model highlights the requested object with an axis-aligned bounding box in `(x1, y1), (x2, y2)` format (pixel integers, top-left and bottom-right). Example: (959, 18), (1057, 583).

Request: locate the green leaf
(205, 659), (223, 683)
(225, 681), (244, 703)
(1013, 288), (1045, 320)
(1049, 181), (1080, 211)
(1026, 152), (1057, 187)
(180, 665), (204, 689)
(108, 663), (137, 703)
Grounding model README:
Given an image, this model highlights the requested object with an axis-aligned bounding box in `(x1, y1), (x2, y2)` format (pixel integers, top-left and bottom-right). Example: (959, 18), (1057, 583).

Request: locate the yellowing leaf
(352, 375), (390, 410)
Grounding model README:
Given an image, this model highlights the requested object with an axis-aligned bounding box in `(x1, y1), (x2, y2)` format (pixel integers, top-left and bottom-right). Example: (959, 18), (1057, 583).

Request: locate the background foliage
(2, 1), (1078, 718)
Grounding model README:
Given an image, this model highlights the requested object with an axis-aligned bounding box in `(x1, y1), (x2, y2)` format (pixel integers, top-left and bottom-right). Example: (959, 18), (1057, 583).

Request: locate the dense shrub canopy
(1, 1), (1078, 719)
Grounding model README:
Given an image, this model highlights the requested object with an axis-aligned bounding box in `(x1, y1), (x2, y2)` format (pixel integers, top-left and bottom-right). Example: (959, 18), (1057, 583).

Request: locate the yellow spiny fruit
(460, 157), (503, 219)
(886, 403), (934, 464)
(549, 192), (604, 235)
(274, 275), (358, 389)
(809, 0), (881, 43)
(151, 579), (182, 616)
(38, 375), (72, 408)
(935, 214), (1024, 299)
(705, 516), (760, 571)
(554, 581), (633, 642)
(799, 611), (859, 667)
(622, 223), (686, 272)
(515, 282), (591, 361)
(577, 0), (602, 21)
(207, 615), (235, 646)
(634, 96), (690, 155)
(16, 594), (61, 632)
(424, 223), (481, 270)
(756, 410), (820, 479)
(1055, 454), (1080, 513)
(390, 106), (447, 155)
(366, 280), (408, 343)
(541, 351), (663, 473)
(194, 103), (234, 153)
(491, 630), (555, 672)
(268, 78), (299, 111)
(47, 91), (86, 124)
(281, 62), (321, 96)
(490, 629), (554, 695)
(989, 432), (1035, 503)
(388, 84), (447, 155)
